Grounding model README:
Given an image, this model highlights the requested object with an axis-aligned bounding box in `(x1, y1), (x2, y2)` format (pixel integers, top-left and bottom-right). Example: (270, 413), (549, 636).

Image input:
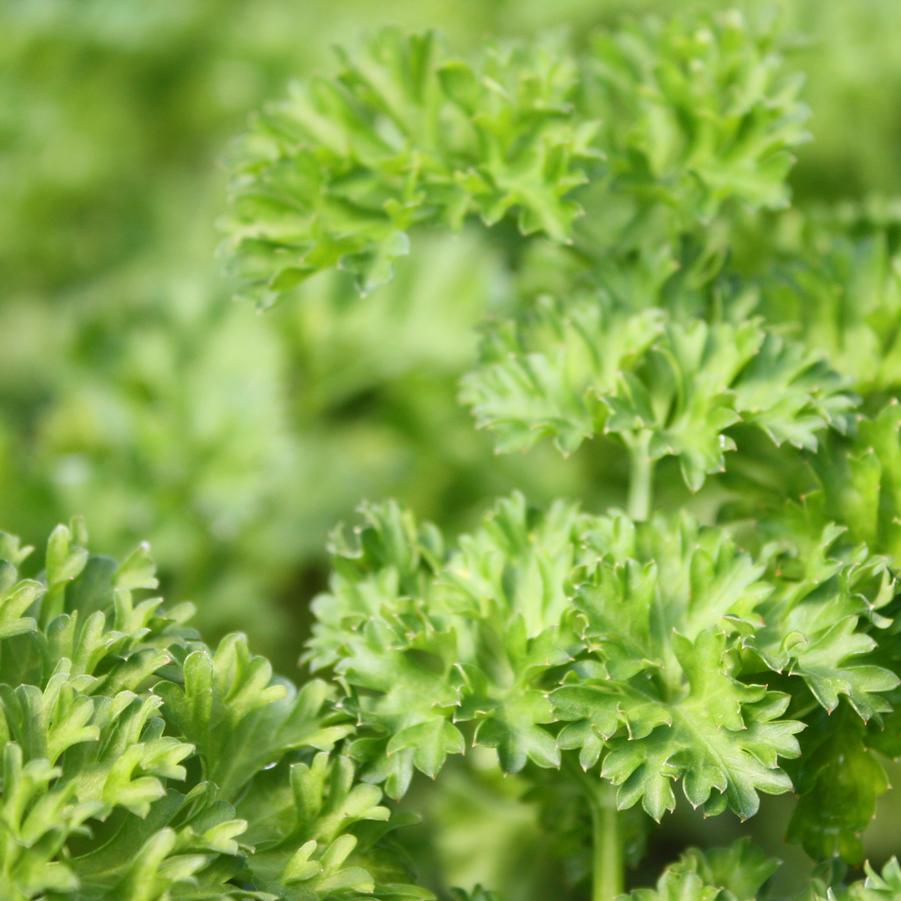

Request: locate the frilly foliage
(579, 10), (809, 249)
(760, 224), (901, 395)
(306, 493), (897, 828)
(810, 402), (901, 566)
(222, 10), (808, 307)
(0, 522), (429, 900)
(223, 28), (600, 306)
(625, 841), (901, 901)
(25, 3), (901, 899)
(461, 294), (854, 490)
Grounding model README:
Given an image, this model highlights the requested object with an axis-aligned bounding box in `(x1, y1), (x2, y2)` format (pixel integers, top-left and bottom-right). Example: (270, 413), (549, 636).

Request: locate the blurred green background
(1, 1), (900, 894)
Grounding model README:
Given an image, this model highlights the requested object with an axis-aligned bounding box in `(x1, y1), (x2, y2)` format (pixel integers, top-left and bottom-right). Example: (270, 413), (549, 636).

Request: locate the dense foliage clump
(3, 3), (901, 899)
(0, 523), (428, 898)
(220, 9), (901, 899)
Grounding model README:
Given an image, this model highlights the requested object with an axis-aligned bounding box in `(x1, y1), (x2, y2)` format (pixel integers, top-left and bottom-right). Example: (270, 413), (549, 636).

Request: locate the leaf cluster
(461, 292), (854, 491)
(627, 840), (901, 901)
(222, 11), (808, 308)
(307, 493), (897, 834)
(0, 522), (427, 899)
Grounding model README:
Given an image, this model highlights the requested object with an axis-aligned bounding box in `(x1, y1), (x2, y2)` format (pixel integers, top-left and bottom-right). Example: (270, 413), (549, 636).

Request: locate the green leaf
(310, 494), (587, 792)
(310, 497), (817, 822)
(585, 10), (809, 249)
(240, 753), (429, 900)
(223, 10), (810, 306)
(626, 839), (779, 900)
(787, 706), (891, 863)
(157, 635), (352, 800)
(463, 296), (854, 491)
(559, 512), (803, 819)
(751, 524), (899, 721)
(598, 630), (799, 821)
(461, 295), (664, 455)
(761, 231), (901, 394)
(0, 523), (424, 899)
(627, 844), (901, 900)
(854, 858), (901, 899)
(223, 29), (599, 306)
(812, 401), (901, 566)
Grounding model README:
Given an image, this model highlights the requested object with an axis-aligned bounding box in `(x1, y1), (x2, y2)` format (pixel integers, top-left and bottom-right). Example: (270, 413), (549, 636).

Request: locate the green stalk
(589, 781), (623, 901)
(564, 759), (624, 901)
(626, 432), (653, 522)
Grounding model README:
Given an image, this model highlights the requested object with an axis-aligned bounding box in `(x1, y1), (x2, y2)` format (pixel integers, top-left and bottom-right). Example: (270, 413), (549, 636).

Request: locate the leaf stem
(626, 433), (653, 522)
(589, 780), (623, 901)
(564, 758), (624, 901)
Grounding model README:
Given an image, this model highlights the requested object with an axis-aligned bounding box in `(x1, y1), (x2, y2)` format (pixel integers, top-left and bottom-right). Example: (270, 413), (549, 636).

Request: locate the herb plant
(4, 0), (901, 677)
(3, 5), (901, 901)
(221, 8), (901, 900)
(0, 520), (431, 899)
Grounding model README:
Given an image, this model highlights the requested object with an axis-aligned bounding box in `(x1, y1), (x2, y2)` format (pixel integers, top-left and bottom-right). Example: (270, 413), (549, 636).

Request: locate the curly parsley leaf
(0, 523), (429, 900)
(223, 10), (810, 307)
(222, 29), (599, 306)
(462, 296), (854, 490)
(309, 496), (895, 826)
